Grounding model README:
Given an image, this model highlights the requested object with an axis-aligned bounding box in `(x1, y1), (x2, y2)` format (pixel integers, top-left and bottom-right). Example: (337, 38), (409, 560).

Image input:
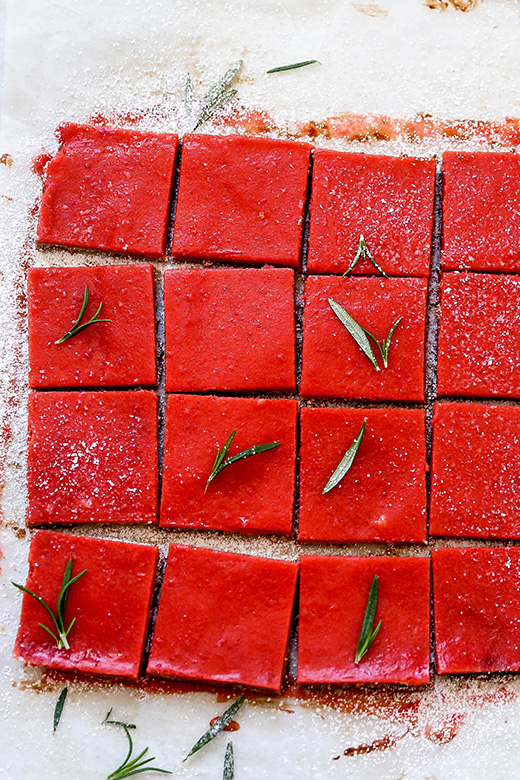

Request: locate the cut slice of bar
(307, 150), (435, 276)
(442, 152), (520, 272)
(430, 402), (520, 539)
(433, 547), (520, 673)
(171, 134), (311, 268)
(298, 555), (431, 685)
(299, 407), (427, 543)
(160, 394), (297, 536)
(27, 390), (158, 525)
(28, 264), (156, 389)
(13, 530), (158, 679)
(147, 545), (299, 691)
(164, 267), (295, 393)
(301, 275), (427, 401)
(437, 272), (520, 398)
(37, 123), (178, 257)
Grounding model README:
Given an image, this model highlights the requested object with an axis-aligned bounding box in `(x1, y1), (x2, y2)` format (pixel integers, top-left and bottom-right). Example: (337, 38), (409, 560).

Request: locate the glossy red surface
(14, 530), (158, 678)
(28, 264), (156, 389)
(298, 555), (431, 685)
(437, 272), (520, 397)
(147, 545), (299, 691)
(301, 275), (427, 401)
(171, 133), (311, 267)
(160, 394), (297, 535)
(307, 151), (435, 276)
(430, 403), (520, 539)
(164, 267), (296, 393)
(37, 123), (178, 257)
(27, 391), (158, 524)
(433, 547), (520, 673)
(442, 152), (520, 272)
(299, 407), (427, 543)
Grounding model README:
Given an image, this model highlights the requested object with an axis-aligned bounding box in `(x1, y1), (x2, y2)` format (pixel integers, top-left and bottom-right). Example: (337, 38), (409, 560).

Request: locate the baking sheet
(2, 1), (520, 778)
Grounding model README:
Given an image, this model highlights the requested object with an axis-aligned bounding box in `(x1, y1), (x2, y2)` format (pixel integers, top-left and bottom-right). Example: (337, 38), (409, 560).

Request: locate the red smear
(210, 716), (240, 732)
(333, 731), (408, 760)
(31, 151), (53, 177)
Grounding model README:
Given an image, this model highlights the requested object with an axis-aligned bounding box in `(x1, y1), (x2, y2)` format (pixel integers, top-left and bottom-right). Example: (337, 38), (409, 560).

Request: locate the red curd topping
(28, 264), (156, 389)
(433, 547), (520, 674)
(437, 272), (520, 398)
(171, 133), (311, 268)
(442, 152), (520, 273)
(301, 275), (427, 402)
(27, 390), (158, 525)
(308, 151), (435, 277)
(430, 402), (520, 539)
(14, 530), (158, 679)
(37, 123), (178, 257)
(164, 266), (296, 393)
(147, 544), (299, 692)
(298, 555), (431, 686)
(160, 394), (297, 536)
(299, 407), (427, 544)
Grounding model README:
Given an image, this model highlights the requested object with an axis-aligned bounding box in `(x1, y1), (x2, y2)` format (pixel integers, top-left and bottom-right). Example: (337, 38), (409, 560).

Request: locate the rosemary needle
(355, 575), (382, 665)
(184, 695), (246, 761)
(323, 418), (366, 495)
(223, 742), (234, 780)
(55, 285), (111, 344)
(267, 59), (320, 73)
(205, 431), (280, 492)
(12, 558), (86, 650)
(53, 687), (68, 733)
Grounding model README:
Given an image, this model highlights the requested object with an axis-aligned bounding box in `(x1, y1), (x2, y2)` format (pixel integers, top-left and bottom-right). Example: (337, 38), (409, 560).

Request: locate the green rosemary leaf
(12, 559), (86, 651)
(322, 418), (366, 495)
(185, 73), (194, 116)
(378, 317), (403, 368)
(184, 695), (246, 761)
(267, 59), (320, 73)
(106, 725), (171, 779)
(193, 60), (243, 131)
(205, 433), (280, 491)
(55, 286), (111, 344)
(355, 575), (382, 664)
(53, 687), (68, 733)
(223, 742), (234, 780)
(328, 298), (380, 371)
(342, 235), (388, 279)
(103, 708), (137, 730)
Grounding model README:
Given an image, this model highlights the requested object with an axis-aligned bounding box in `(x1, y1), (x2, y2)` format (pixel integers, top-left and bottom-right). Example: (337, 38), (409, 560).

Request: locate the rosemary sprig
(342, 235), (388, 278)
(53, 687), (68, 733)
(106, 725), (171, 780)
(55, 285), (111, 344)
(267, 59), (320, 73)
(192, 60), (243, 131)
(223, 742), (234, 780)
(355, 575), (382, 665)
(103, 708), (136, 730)
(205, 431), (280, 492)
(12, 559), (86, 650)
(328, 298), (402, 370)
(323, 418), (366, 495)
(184, 694), (246, 761)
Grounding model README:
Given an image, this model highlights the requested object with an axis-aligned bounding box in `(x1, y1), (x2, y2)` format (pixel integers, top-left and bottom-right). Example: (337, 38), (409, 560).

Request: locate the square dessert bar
(433, 547), (520, 673)
(171, 134), (311, 267)
(442, 152), (520, 272)
(37, 123), (178, 257)
(160, 394), (297, 535)
(164, 267), (296, 393)
(298, 555), (431, 685)
(299, 407), (427, 544)
(27, 390), (158, 525)
(28, 264), (156, 389)
(307, 151), (435, 276)
(13, 530), (158, 678)
(147, 545), (299, 691)
(301, 275), (427, 401)
(437, 273), (520, 397)
(430, 402), (520, 539)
